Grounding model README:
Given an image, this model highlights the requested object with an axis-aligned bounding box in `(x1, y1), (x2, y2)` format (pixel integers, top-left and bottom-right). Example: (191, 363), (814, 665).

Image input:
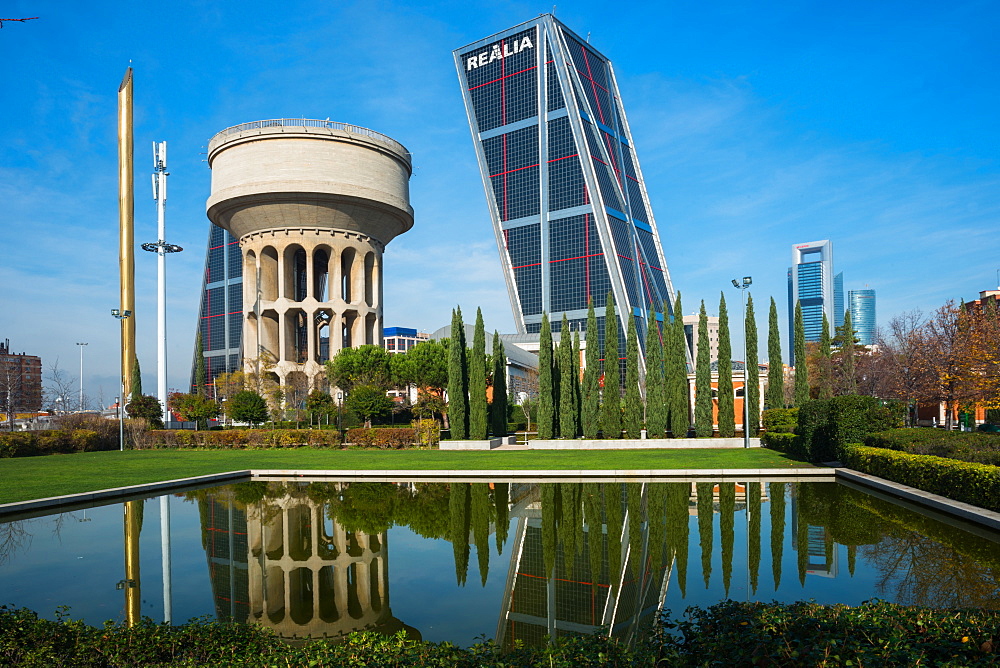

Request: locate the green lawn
(0, 447), (813, 505)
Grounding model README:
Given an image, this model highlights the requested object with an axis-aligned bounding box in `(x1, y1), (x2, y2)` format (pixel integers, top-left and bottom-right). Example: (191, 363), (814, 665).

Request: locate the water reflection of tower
(496, 483), (669, 648)
(200, 486), (417, 641)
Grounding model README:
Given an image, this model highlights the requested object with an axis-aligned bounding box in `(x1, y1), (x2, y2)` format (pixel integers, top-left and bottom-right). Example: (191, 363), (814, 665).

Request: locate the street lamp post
(732, 277), (752, 448)
(112, 309), (132, 451)
(76, 342), (88, 411)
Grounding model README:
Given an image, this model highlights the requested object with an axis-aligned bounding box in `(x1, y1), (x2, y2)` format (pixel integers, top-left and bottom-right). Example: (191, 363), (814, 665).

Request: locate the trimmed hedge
(793, 395), (904, 462)
(759, 431), (803, 456)
(865, 428), (1000, 466)
(842, 444), (1000, 512)
(345, 428), (418, 449)
(761, 407), (797, 433)
(0, 430), (112, 458)
(138, 429), (341, 449)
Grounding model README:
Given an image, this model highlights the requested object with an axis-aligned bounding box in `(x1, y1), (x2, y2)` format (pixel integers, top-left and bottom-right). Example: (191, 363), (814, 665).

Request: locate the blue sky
(2, 0), (998, 405)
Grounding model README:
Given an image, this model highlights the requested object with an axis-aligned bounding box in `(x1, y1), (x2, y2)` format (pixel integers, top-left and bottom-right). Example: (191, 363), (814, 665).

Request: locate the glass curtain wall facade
(788, 240), (835, 364)
(190, 223), (243, 396)
(454, 15), (678, 366)
(848, 289), (876, 346)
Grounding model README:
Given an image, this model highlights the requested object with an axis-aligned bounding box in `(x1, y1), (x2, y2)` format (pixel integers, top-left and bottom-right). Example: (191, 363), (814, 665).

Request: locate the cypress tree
(469, 308), (488, 439)
(559, 314), (576, 438)
(490, 332), (508, 437)
(130, 356), (143, 403)
(471, 482), (491, 586)
(745, 294), (760, 436)
(838, 310), (858, 395)
(626, 483), (643, 574)
(748, 481), (761, 594)
(667, 294), (689, 438)
(582, 299), (601, 438)
(696, 482), (713, 587)
(719, 482), (735, 596)
(793, 301), (809, 406)
(449, 482), (470, 585)
(694, 301), (712, 437)
(601, 291), (621, 438)
(447, 307), (469, 439)
(717, 293), (735, 437)
(770, 481), (786, 591)
(766, 297), (784, 409)
(644, 309), (666, 438)
(604, 483), (624, 587)
(537, 314), (555, 439)
(623, 314), (642, 438)
(572, 331), (582, 437)
(817, 313), (834, 400)
(494, 482), (509, 554)
(193, 332), (206, 396)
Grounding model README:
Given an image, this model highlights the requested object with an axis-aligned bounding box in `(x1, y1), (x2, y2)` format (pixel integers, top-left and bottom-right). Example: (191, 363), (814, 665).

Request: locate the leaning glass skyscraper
(454, 15), (678, 358)
(189, 223), (243, 396)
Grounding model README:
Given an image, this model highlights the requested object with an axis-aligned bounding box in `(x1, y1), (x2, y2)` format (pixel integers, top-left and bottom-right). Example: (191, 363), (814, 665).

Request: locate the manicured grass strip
(0, 448), (812, 504)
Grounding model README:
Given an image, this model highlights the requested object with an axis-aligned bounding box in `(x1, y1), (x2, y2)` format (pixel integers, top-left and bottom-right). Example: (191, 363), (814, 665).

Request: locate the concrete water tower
(206, 119), (413, 393)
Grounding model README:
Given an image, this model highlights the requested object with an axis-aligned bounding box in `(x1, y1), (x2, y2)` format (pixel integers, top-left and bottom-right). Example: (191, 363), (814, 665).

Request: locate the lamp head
(731, 279), (739, 288)
(742, 276), (752, 287)
(111, 309), (120, 317)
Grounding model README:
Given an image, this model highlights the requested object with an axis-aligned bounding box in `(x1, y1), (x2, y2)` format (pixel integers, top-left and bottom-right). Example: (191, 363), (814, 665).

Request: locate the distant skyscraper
(848, 289), (876, 346)
(190, 224), (243, 396)
(788, 240), (836, 364)
(454, 15), (678, 363)
(834, 271), (845, 325)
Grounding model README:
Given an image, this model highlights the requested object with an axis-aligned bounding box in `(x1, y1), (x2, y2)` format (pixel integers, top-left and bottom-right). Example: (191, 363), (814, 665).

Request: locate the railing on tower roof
(208, 119), (409, 158)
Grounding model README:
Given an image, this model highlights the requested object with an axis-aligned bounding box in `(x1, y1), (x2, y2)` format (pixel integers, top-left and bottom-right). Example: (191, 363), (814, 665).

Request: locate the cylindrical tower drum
(206, 120), (413, 394)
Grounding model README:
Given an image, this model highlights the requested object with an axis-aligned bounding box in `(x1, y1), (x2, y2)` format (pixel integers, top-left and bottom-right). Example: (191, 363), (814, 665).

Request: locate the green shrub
(842, 444), (1000, 512)
(865, 428), (1000, 466)
(139, 429), (341, 450)
(346, 428), (418, 449)
(796, 395), (904, 462)
(663, 599), (1000, 666)
(412, 419), (440, 447)
(761, 407), (797, 433)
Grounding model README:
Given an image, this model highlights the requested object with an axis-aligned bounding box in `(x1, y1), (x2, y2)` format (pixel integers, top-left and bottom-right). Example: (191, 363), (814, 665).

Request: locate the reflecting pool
(1, 480), (998, 647)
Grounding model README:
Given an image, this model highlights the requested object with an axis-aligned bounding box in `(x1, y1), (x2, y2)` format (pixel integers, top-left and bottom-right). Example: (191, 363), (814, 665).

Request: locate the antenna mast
(142, 142), (183, 426)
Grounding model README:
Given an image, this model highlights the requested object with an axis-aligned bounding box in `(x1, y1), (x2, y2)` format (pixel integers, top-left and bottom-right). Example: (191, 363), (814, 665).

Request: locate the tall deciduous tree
(537, 313), (555, 439)
(816, 313), (834, 400)
(447, 307), (469, 438)
(469, 308), (488, 439)
(559, 314), (576, 438)
(582, 299), (601, 438)
(717, 293), (735, 437)
(601, 292), (621, 438)
(745, 295), (760, 436)
(793, 301), (809, 406)
(645, 309), (666, 438)
(766, 297), (784, 409)
(624, 314), (643, 438)
(490, 332), (508, 437)
(694, 301), (713, 437)
(667, 294), (689, 438)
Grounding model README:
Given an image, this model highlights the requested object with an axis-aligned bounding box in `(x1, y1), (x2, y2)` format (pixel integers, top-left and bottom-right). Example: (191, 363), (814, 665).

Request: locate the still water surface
(1, 480), (998, 647)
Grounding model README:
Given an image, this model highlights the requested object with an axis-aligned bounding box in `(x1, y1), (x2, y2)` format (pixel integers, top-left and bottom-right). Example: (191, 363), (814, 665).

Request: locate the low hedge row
(842, 444), (1000, 513)
(0, 430), (115, 458)
(138, 429), (342, 449)
(4, 600), (999, 667)
(345, 428), (418, 449)
(864, 428), (1000, 466)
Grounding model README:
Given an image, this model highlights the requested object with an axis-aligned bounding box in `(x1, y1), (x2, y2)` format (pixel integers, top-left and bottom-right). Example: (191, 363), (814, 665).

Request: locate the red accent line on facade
(549, 252), (603, 264)
(491, 162), (539, 178)
(581, 49), (607, 125)
(516, 571), (611, 587)
(584, 213), (591, 299)
(511, 262), (541, 269)
(467, 65), (538, 91)
(546, 153), (578, 163)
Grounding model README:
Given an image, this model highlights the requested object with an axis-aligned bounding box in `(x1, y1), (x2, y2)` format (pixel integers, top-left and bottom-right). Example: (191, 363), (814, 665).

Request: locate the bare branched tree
(43, 359), (77, 414)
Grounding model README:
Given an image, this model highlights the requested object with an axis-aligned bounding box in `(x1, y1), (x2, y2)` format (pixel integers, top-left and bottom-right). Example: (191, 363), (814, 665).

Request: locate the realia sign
(466, 35), (535, 71)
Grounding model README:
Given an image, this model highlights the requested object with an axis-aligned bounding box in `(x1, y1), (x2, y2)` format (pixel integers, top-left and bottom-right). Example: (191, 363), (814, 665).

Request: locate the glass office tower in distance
(788, 239), (836, 364)
(454, 15), (679, 363)
(848, 289), (876, 346)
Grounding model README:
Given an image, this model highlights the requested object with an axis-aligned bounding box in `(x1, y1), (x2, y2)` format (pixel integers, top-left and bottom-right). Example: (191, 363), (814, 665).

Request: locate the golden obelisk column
(118, 67), (136, 398)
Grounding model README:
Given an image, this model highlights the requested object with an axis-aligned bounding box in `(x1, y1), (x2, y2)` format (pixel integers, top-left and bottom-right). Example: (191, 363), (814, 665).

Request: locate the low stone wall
(528, 437), (761, 449)
(439, 436), (518, 450)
